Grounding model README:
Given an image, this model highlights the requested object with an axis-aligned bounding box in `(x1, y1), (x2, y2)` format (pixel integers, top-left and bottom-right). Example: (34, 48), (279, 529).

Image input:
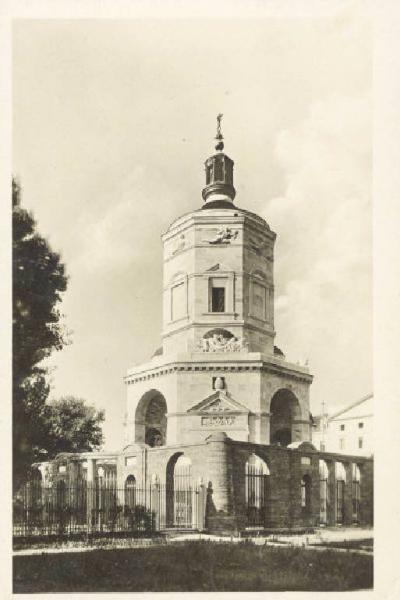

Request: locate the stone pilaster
(360, 460), (374, 526)
(249, 412), (270, 443)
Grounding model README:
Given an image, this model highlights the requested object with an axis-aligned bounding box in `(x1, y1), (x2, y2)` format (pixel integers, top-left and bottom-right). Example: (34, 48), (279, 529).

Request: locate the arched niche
(135, 389), (167, 447)
(203, 328), (234, 340)
(270, 388), (302, 446)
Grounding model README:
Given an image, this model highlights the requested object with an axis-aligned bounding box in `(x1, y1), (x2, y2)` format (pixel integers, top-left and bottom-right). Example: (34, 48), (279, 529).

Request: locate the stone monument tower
(29, 118), (373, 535)
(125, 117), (313, 450)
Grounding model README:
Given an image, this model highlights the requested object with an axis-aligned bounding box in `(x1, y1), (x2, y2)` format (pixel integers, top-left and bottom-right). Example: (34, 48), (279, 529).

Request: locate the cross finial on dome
(215, 114), (224, 151)
(202, 115), (236, 206)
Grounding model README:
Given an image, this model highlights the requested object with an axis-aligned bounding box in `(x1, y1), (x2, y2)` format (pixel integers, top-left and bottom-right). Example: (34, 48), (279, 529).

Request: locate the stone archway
(166, 453), (193, 528)
(245, 454), (271, 527)
(269, 388), (302, 446)
(135, 390), (167, 447)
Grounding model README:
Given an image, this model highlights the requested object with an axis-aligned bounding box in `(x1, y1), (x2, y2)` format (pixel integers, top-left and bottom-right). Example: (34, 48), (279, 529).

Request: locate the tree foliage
(13, 179), (106, 487)
(13, 179), (68, 484)
(42, 396), (105, 457)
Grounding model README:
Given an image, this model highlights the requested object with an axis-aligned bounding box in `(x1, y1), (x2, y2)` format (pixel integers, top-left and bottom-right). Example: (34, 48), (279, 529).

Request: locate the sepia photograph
(6, 1), (395, 594)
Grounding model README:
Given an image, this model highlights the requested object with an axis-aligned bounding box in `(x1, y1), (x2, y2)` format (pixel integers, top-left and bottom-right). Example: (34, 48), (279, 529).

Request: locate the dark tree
(13, 179), (68, 487)
(42, 396), (105, 457)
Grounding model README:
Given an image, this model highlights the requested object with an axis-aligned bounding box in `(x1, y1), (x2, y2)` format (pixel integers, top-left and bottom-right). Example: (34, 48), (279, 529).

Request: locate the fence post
(191, 486), (197, 530)
(198, 484), (206, 531)
(86, 458), (96, 538)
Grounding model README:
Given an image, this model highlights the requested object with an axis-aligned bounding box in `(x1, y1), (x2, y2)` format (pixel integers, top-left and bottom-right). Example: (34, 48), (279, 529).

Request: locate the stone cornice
(163, 242), (275, 265)
(163, 269), (274, 289)
(125, 352), (312, 385)
(162, 209), (276, 243)
(167, 410), (271, 417)
(316, 451), (373, 464)
(161, 320), (275, 340)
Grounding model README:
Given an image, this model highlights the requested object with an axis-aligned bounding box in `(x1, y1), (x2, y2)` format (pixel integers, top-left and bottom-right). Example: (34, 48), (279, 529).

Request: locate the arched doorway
(335, 462), (346, 524)
(270, 389), (302, 446)
(135, 390), (167, 447)
(245, 454), (270, 527)
(352, 464), (361, 524)
(166, 454), (193, 528)
(319, 460), (329, 525)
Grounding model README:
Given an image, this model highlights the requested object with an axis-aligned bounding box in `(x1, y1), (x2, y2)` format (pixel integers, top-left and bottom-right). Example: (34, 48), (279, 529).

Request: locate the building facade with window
(27, 127), (373, 534)
(312, 394), (373, 457)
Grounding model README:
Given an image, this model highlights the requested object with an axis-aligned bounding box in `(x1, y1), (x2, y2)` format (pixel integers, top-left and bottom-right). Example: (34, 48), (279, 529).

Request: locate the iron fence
(13, 480), (206, 539)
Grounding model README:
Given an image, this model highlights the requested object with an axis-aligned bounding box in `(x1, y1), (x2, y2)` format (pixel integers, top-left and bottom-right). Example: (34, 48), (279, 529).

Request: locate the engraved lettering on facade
(201, 415), (236, 427)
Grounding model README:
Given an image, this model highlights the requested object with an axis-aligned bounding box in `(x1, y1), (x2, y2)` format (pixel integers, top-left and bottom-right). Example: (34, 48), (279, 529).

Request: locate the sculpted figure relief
(204, 227), (239, 245)
(196, 334), (248, 353)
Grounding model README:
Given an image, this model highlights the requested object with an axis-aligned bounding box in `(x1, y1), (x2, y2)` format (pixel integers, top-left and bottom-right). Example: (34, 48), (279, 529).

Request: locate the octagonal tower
(125, 121), (313, 450)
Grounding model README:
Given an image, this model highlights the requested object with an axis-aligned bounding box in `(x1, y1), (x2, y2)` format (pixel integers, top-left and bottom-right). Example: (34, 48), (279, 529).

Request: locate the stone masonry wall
(116, 437), (373, 532)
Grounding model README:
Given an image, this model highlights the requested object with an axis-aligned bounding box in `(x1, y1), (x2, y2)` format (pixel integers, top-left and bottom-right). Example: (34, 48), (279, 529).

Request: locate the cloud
(265, 94), (372, 408)
(74, 165), (176, 273)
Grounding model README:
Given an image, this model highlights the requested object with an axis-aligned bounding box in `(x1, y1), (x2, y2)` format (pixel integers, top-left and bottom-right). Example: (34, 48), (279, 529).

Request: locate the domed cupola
(202, 114), (236, 208)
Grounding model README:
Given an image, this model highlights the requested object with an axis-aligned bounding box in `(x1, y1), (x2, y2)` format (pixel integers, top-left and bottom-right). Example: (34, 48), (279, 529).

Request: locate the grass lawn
(13, 541), (373, 592)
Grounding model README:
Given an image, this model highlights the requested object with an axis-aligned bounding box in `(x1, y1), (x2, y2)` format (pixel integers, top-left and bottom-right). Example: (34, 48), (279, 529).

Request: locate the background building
(312, 393), (373, 456)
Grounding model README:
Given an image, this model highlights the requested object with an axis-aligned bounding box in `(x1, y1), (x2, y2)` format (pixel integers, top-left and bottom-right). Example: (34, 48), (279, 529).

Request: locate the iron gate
(245, 464), (270, 527)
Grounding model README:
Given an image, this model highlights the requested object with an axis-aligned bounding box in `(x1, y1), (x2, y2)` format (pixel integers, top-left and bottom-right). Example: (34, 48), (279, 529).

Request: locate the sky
(13, 17), (372, 451)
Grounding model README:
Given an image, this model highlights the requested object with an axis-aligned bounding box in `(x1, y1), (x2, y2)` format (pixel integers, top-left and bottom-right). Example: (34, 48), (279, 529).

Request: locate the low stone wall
(118, 436), (373, 532)
(31, 438), (373, 534)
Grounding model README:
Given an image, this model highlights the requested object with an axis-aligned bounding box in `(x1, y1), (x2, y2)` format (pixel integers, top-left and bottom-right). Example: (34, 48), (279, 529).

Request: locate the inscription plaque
(201, 415), (236, 427)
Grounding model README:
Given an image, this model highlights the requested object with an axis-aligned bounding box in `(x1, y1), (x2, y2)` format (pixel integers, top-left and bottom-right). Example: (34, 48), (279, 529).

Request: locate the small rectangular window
(212, 287), (225, 312)
(358, 422), (364, 429)
(358, 437), (363, 449)
(340, 424), (345, 431)
(320, 442), (325, 452)
(339, 438), (345, 450)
